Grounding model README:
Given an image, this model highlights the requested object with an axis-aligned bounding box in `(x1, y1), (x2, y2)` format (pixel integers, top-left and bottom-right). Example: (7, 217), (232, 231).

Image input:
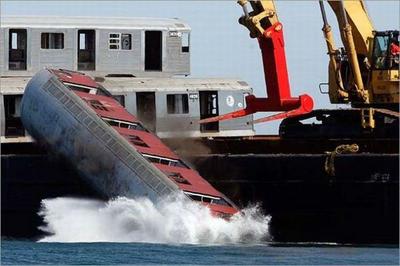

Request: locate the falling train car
(20, 68), (239, 217)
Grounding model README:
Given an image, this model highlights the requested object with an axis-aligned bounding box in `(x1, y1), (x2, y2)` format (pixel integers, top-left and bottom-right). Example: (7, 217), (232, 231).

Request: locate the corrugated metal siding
(218, 90), (253, 131)
(1, 18), (191, 77)
(0, 28), (4, 74)
(1, 76), (255, 138)
(97, 29), (142, 73)
(165, 33), (190, 75)
(35, 28), (75, 70)
(2, 16), (191, 31)
(155, 91), (198, 134)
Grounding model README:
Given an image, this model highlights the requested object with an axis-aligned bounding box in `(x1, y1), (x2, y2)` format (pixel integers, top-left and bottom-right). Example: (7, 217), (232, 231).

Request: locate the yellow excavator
(200, 0), (399, 138)
(320, 0), (399, 129)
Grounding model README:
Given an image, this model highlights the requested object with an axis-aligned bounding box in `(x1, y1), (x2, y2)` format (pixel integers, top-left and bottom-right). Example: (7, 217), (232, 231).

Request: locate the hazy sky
(2, 1), (399, 133)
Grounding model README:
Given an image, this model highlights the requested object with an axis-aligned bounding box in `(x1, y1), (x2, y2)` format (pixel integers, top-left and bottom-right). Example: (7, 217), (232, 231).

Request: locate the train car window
(96, 84), (113, 97)
(166, 172), (191, 185)
(41, 33), (64, 49)
(8, 29), (27, 70)
(211, 198), (231, 207)
(125, 135), (149, 147)
(77, 30), (95, 70)
(184, 192), (223, 204)
(167, 94), (189, 114)
(88, 99), (109, 111)
(188, 194), (201, 202)
(68, 85), (91, 93)
(113, 95), (125, 107)
(109, 33), (120, 50)
(169, 159), (190, 169)
(65, 83), (98, 94)
(142, 155), (160, 164)
(128, 123), (147, 132)
(109, 33), (132, 50)
(121, 34), (132, 50)
(103, 118), (148, 132)
(11, 33), (18, 49)
(79, 33), (86, 50)
(142, 154), (189, 169)
(181, 32), (190, 53)
(202, 197), (212, 203)
(160, 159), (170, 165)
(104, 119), (119, 127)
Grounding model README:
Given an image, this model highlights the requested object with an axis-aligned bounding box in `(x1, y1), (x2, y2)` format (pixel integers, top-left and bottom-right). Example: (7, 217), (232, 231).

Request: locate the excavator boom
(320, 0), (399, 112)
(327, 0), (374, 57)
(200, 0), (398, 127)
(199, 0), (314, 125)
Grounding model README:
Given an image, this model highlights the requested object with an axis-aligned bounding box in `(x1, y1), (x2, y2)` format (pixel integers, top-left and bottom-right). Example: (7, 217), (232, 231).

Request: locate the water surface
(2, 241), (398, 265)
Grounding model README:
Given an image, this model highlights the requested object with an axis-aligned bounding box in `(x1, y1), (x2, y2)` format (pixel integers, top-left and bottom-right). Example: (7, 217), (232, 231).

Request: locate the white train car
(1, 16), (255, 142)
(1, 16), (190, 77)
(1, 77), (254, 140)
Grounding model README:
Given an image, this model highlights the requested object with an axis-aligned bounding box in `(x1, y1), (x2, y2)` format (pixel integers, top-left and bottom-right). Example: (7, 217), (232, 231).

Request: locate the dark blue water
(1, 241), (398, 265)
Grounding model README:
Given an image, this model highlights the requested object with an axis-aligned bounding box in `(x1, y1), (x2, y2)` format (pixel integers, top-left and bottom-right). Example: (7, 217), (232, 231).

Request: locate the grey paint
(1, 17), (190, 77)
(20, 69), (181, 201)
(0, 15), (253, 139)
(145, 89), (254, 138)
(218, 90), (253, 131)
(0, 28), (4, 73)
(96, 29), (141, 74)
(124, 92), (137, 116)
(1, 76), (255, 138)
(165, 33), (190, 74)
(35, 28), (75, 70)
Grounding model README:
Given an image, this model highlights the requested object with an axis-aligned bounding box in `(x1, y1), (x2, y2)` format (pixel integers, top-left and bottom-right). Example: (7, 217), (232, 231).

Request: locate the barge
(1, 16), (398, 244)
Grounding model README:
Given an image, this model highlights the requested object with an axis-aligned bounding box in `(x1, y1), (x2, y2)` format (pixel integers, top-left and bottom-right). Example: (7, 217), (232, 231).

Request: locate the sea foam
(38, 195), (270, 244)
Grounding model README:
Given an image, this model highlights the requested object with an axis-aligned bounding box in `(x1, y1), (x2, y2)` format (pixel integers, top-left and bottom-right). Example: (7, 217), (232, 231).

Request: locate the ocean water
(2, 241), (398, 265)
(1, 197), (399, 265)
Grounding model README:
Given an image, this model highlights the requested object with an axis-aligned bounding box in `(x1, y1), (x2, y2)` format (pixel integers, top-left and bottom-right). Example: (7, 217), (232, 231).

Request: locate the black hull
(191, 153), (399, 244)
(1, 153), (101, 239)
(2, 141), (398, 244)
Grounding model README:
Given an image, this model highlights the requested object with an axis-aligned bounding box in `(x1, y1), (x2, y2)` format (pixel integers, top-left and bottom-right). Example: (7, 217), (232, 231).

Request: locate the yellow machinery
(201, 0), (399, 135)
(320, 0), (399, 128)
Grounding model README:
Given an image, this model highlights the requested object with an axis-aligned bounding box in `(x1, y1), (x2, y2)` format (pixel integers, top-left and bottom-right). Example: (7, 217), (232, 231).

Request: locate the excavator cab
(372, 30), (399, 70)
(370, 30), (399, 106)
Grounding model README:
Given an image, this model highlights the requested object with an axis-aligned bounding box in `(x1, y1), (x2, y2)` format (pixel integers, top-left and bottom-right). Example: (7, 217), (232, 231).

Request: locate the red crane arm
(199, 3), (313, 125)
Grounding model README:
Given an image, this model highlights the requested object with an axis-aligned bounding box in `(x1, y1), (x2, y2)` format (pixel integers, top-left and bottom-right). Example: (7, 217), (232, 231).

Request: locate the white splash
(38, 195), (270, 244)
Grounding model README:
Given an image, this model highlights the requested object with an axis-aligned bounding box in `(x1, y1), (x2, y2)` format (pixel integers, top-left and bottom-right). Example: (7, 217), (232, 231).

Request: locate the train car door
(8, 29), (27, 70)
(136, 92), (156, 132)
(77, 30), (95, 70)
(145, 31), (162, 71)
(3, 95), (25, 136)
(199, 91), (219, 132)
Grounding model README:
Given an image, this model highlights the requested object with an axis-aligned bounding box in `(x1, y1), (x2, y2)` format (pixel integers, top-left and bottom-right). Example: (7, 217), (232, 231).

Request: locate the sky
(1, 1), (399, 134)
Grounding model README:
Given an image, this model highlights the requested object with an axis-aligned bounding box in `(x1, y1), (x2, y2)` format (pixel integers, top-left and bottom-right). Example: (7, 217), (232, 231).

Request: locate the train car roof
(102, 77), (251, 92)
(1, 16), (191, 31)
(0, 77), (31, 94)
(0, 77), (251, 94)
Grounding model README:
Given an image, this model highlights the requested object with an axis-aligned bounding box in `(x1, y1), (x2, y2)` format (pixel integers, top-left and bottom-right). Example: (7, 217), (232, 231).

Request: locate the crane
(199, 0), (399, 136)
(319, 0), (399, 128)
(199, 0), (314, 125)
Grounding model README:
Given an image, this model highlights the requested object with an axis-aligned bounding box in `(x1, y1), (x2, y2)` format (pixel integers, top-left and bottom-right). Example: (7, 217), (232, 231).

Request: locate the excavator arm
(319, 0), (399, 130)
(199, 0), (313, 125)
(319, 0), (373, 104)
(327, 0), (374, 58)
